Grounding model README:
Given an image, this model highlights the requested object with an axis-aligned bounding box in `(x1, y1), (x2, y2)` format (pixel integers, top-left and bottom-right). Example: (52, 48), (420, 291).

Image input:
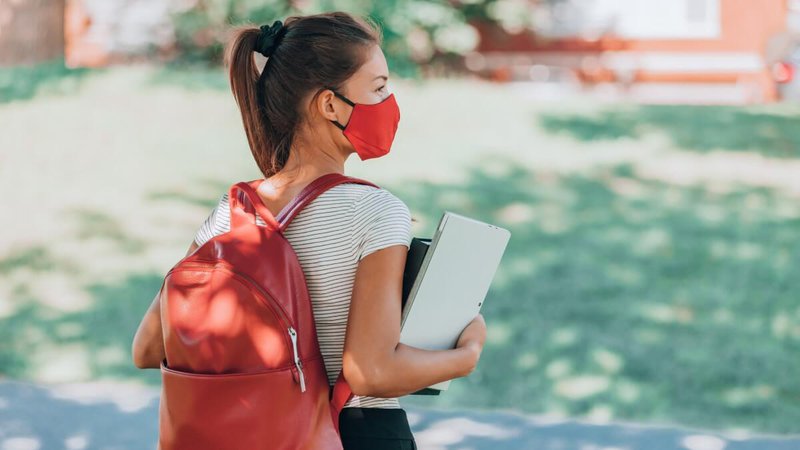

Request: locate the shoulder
(349, 185), (412, 246)
(349, 185), (410, 220)
(316, 182), (410, 218)
(348, 185), (412, 258)
(318, 182), (379, 203)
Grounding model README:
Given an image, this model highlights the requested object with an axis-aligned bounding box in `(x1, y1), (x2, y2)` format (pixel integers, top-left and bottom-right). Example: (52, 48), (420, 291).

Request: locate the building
(468, 0), (798, 103)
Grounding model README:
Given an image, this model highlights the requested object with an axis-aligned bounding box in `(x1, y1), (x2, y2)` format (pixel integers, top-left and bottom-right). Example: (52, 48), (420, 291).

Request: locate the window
(538, 0), (721, 40)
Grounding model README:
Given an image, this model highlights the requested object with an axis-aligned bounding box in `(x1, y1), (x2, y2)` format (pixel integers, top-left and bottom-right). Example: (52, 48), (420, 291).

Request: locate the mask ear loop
(322, 85), (355, 130)
(323, 85), (356, 106)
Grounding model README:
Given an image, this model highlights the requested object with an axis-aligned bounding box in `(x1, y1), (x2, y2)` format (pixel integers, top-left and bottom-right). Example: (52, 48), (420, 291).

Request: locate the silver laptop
(399, 211), (511, 391)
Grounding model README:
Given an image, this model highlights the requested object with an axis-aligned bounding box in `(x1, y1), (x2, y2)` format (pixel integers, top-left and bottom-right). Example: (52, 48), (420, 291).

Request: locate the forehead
(351, 45), (389, 83)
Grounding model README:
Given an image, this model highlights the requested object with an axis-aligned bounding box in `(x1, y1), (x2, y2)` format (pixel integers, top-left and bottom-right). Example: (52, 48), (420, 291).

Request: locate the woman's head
(225, 12), (393, 178)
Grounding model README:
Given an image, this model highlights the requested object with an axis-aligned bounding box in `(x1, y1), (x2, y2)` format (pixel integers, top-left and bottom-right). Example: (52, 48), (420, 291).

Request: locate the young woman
(132, 11), (487, 449)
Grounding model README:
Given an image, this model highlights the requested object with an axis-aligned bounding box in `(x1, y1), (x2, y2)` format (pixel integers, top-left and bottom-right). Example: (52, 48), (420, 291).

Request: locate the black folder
(401, 237), (440, 396)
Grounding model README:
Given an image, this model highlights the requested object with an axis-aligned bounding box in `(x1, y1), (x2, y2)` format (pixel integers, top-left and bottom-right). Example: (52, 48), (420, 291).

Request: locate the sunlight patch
(721, 384), (775, 407)
(32, 344), (91, 383)
(605, 263), (643, 286)
(551, 327), (579, 346)
(0, 437), (41, 450)
(554, 374), (610, 400)
(506, 257), (537, 279)
(94, 346), (127, 366)
(515, 351), (539, 369)
(0, 283), (17, 319)
(545, 359), (572, 379)
(487, 322), (513, 346)
(496, 202), (535, 225)
(46, 380), (160, 413)
(639, 302), (694, 324)
(680, 434), (727, 450)
(28, 273), (93, 312)
(635, 151), (800, 198)
(607, 177), (648, 199)
(584, 403), (615, 423)
(634, 228), (671, 256)
(591, 348), (623, 374)
(64, 433), (90, 450)
(613, 379), (641, 403)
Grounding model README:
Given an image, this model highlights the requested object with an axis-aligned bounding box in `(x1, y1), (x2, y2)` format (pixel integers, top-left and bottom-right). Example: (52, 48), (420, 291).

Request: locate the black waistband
(338, 407), (415, 440)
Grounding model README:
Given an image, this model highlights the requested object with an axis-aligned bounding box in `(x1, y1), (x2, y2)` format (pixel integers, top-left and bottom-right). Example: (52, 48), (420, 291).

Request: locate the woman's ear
(312, 88), (338, 122)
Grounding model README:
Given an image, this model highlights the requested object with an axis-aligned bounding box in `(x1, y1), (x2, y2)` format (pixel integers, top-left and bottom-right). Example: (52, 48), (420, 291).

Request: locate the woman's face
(339, 44), (392, 105)
(314, 44), (391, 155)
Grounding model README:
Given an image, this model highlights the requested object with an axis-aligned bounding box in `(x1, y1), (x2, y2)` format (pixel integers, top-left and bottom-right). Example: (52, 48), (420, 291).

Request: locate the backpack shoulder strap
(329, 371), (353, 434)
(273, 172), (379, 232)
(231, 173), (378, 232)
(228, 181), (283, 231)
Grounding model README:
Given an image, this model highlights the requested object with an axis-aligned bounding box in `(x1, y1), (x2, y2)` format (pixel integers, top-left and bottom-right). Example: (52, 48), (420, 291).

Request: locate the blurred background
(1, 0), (800, 449)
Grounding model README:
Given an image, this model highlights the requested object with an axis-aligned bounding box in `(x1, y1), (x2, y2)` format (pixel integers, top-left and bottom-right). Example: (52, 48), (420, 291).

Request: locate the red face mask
(326, 87), (400, 161)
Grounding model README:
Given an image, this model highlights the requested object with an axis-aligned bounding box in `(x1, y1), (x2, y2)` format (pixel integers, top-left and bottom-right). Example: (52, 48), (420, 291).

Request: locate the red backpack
(157, 172), (379, 450)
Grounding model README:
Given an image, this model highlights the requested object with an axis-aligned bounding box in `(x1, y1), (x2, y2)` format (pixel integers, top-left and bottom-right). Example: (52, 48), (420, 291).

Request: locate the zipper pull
(288, 326), (306, 392)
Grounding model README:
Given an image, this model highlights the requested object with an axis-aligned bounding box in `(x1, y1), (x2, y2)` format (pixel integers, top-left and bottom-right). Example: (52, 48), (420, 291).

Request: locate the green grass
(0, 57), (98, 104)
(399, 161), (800, 433)
(1, 63), (799, 435)
(540, 105), (800, 158)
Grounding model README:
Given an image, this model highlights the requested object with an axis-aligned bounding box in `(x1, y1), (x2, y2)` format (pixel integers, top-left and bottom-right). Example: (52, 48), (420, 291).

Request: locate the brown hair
(223, 12), (383, 178)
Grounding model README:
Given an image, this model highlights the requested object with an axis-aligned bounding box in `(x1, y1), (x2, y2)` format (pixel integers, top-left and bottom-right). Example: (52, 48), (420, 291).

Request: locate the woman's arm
(342, 245), (482, 398)
(131, 240), (199, 369)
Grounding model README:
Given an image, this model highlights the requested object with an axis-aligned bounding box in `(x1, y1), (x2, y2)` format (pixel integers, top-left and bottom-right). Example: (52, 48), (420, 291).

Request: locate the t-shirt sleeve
(193, 193), (227, 246)
(351, 188), (413, 261)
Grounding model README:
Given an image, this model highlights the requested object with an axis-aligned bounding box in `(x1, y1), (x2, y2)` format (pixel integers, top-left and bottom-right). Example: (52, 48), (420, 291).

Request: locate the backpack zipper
(167, 260), (307, 393)
(216, 266), (307, 393)
(288, 327), (306, 392)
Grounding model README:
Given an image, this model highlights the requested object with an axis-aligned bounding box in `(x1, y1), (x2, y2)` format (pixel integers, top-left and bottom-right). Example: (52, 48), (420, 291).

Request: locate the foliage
(168, 0), (508, 76)
(0, 58), (95, 104)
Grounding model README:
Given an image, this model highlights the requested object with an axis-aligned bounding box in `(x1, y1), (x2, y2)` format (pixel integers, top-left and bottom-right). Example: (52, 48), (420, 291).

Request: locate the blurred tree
(168, 0), (518, 77)
(169, 0), (290, 66)
(0, 0), (65, 67)
(1, 0), (566, 74)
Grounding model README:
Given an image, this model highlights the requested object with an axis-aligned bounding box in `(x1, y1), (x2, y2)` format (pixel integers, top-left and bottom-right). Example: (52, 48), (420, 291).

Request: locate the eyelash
(375, 85), (386, 92)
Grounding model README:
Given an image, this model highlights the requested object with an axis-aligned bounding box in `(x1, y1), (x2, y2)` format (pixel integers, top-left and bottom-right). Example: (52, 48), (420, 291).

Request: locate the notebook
(400, 211), (511, 395)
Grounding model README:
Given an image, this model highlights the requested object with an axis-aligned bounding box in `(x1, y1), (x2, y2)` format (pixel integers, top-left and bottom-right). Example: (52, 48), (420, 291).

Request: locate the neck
(266, 133), (346, 189)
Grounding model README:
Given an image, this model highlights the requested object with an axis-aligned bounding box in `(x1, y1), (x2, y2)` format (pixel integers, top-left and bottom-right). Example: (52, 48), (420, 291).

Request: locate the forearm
(367, 342), (478, 398)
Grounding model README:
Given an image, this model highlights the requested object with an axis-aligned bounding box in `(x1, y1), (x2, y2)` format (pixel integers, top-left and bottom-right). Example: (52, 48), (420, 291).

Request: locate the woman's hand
(455, 313), (486, 375)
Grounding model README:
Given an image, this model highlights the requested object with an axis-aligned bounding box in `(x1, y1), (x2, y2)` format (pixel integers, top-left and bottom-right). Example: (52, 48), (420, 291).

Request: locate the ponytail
(224, 26), (288, 177)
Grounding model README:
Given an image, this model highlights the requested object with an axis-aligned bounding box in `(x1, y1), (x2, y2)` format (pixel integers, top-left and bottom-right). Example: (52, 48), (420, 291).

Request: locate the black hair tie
(255, 20), (287, 57)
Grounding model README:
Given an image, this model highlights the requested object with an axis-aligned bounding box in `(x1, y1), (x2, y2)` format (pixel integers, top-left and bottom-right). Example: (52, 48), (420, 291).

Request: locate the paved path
(1, 379), (799, 450)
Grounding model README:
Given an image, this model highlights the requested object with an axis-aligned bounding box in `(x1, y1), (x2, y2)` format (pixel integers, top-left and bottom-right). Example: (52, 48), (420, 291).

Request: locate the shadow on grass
(2, 157), (799, 434)
(539, 105), (800, 158)
(63, 208), (149, 254)
(0, 244), (164, 386)
(0, 57), (100, 104)
(396, 156), (800, 434)
(144, 176), (231, 209)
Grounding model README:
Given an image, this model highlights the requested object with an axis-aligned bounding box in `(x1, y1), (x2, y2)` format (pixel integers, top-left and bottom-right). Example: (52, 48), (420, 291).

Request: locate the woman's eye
(375, 85), (386, 93)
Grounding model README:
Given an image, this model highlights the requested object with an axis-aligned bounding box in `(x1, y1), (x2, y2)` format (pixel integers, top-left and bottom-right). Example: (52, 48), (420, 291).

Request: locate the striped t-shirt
(193, 181), (412, 409)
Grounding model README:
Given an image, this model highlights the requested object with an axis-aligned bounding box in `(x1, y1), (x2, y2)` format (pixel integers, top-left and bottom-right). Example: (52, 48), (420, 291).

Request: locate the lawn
(1, 61), (799, 435)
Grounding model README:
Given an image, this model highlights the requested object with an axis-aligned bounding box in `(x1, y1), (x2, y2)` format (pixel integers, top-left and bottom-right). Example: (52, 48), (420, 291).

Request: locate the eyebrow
(373, 75), (388, 81)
